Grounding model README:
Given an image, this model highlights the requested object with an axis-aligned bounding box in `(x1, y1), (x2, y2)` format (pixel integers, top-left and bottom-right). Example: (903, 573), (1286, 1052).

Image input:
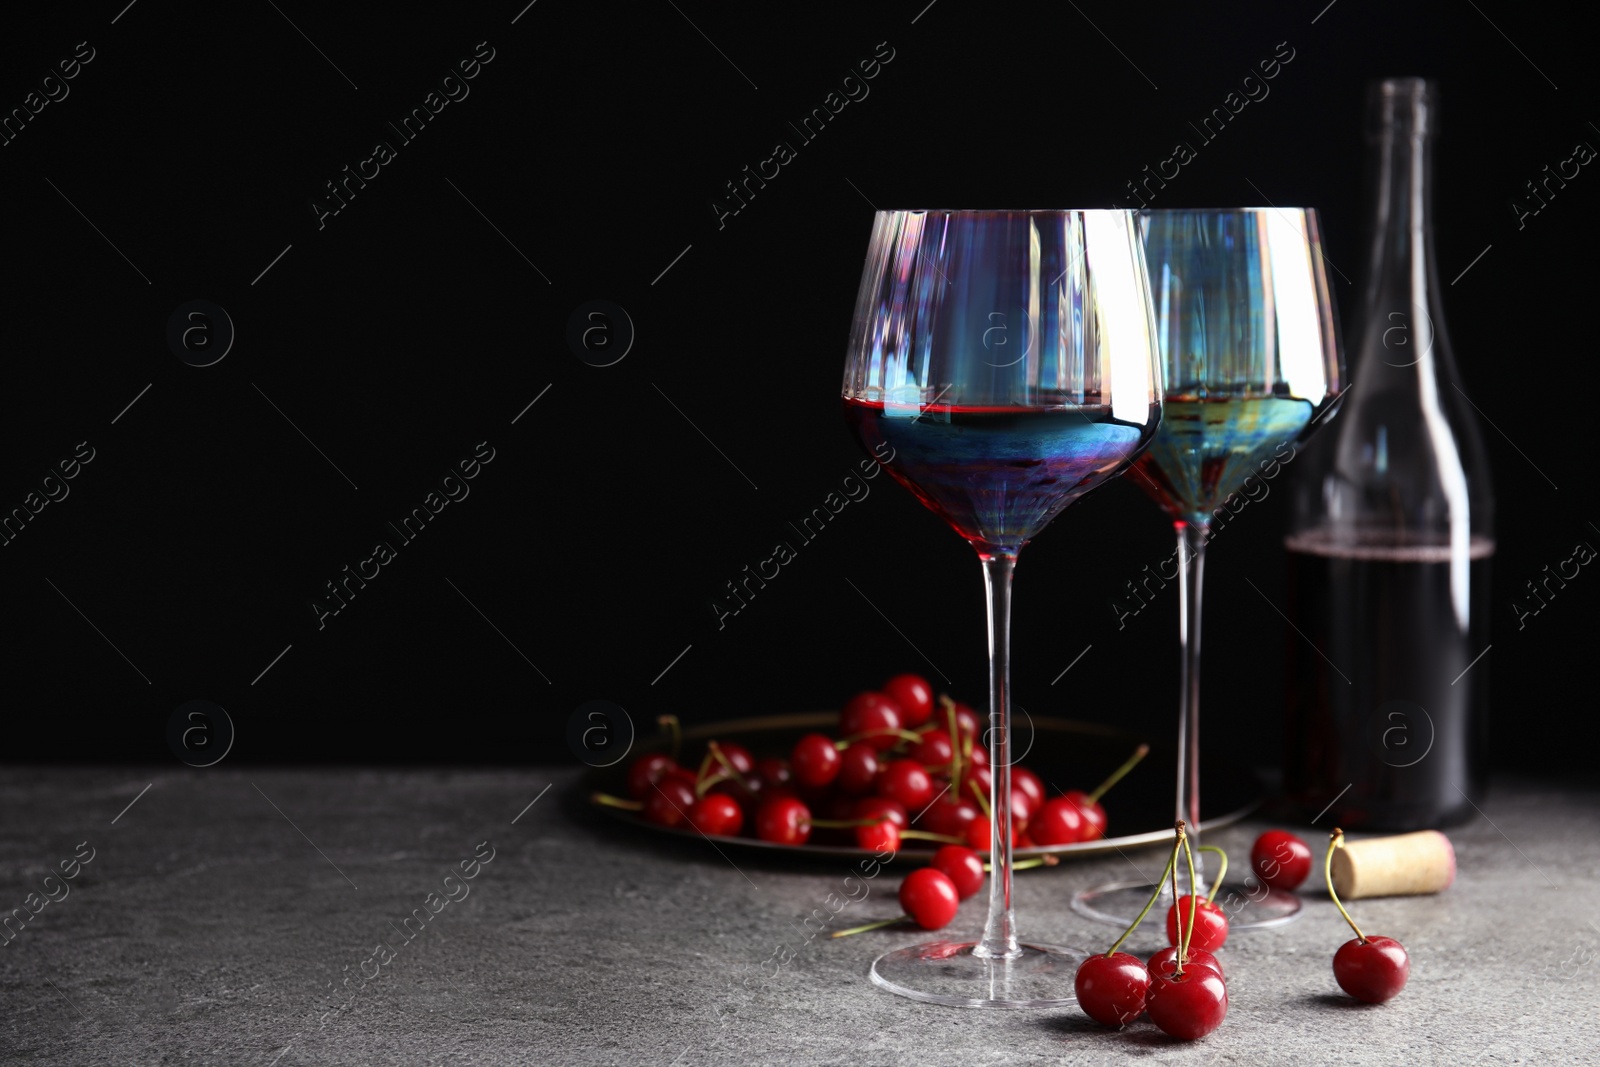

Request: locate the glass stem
(975, 552), (1022, 960)
(1174, 521), (1208, 897)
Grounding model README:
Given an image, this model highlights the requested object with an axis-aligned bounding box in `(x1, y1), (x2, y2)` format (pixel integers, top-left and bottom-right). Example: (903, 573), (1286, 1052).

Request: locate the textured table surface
(1, 767), (1596, 1066)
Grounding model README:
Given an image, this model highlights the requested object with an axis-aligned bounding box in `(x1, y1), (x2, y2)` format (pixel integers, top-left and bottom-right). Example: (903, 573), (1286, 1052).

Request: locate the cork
(1331, 830), (1455, 899)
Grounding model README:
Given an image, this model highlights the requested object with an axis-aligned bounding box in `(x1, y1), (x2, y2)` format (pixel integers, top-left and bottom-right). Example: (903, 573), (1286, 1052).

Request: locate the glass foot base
(1072, 879), (1302, 930)
(868, 941), (1089, 1007)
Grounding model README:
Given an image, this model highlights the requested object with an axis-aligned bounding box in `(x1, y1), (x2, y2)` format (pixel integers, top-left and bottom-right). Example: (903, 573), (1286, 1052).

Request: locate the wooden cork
(1331, 830), (1455, 899)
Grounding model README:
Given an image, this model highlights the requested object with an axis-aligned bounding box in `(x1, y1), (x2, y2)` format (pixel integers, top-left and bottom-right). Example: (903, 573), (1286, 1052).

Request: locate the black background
(1, 0), (1591, 774)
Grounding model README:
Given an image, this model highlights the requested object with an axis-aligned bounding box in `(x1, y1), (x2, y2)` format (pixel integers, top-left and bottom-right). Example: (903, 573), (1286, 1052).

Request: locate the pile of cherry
(597, 672), (1148, 853)
(1076, 824), (1412, 1042)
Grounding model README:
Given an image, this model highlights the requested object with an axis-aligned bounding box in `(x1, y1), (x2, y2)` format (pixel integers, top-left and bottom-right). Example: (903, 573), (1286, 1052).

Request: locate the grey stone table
(2, 768), (1596, 1066)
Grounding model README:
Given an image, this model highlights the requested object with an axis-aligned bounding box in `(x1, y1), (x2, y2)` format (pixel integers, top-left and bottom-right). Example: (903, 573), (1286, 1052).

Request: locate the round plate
(584, 712), (1261, 860)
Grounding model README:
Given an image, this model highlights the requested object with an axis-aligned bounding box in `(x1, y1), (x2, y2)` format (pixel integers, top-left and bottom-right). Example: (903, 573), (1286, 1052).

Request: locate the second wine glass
(1072, 208), (1345, 930)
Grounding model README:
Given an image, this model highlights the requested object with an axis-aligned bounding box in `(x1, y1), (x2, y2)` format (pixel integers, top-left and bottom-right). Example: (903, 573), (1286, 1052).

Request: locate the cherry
(856, 819), (900, 853)
(643, 778), (697, 828)
(840, 692), (904, 750)
(1334, 936), (1410, 1004)
(966, 743), (989, 769)
(910, 728), (954, 770)
(688, 793), (743, 836)
(883, 673), (935, 727)
(854, 796), (908, 831)
(1147, 966), (1228, 1040)
(1165, 895), (1229, 953)
(899, 868), (961, 929)
(1326, 828), (1410, 1003)
(837, 742), (880, 794)
(626, 753), (677, 800)
(661, 766), (700, 792)
(754, 756), (792, 789)
(713, 741), (756, 777)
(878, 759), (934, 810)
(1074, 952), (1149, 1028)
(1009, 785), (1037, 831)
(754, 796), (812, 845)
(966, 763), (993, 799)
(1065, 743), (1148, 841)
(919, 796), (979, 839)
(1028, 797), (1086, 846)
(1061, 790), (1107, 841)
(791, 733), (842, 788)
(930, 845), (985, 900)
(1252, 829), (1314, 891)
(1010, 766), (1045, 808)
(964, 815), (1017, 852)
(1147, 945), (1223, 983)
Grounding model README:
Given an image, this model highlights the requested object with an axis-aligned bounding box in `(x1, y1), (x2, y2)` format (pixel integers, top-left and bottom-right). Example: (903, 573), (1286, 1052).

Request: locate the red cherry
(1147, 945), (1224, 983)
(840, 692), (904, 750)
(1252, 830), (1314, 891)
(1062, 790), (1107, 841)
(1334, 936), (1409, 1003)
(1166, 895), (1229, 953)
(754, 756), (792, 789)
(1147, 967), (1228, 1040)
(1010, 766), (1044, 807)
(1074, 952), (1150, 1028)
(966, 744), (989, 769)
(661, 766), (699, 792)
(910, 729), (954, 770)
(714, 742), (756, 777)
(883, 673), (935, 727)
(642, 778), (697, 828)
(964, 815), (1017, 852)
(1008, 786), (1036, 831)
(878, 759), (934, 811)
(899, 868), (960, 929)
(854, 796), (908, 831)
(965, 763), (993, 799)
(688, 793), (743, 836)
(856, 819), (900, 852)
(1028, 797), (1085, 846)
(919, 797), (979, 839)
(930, 845), (986, 900)
(626, 753), (677, 800)
(791, 733), (843, 788)
(754, 796), (812, 845)
(1016, 829), (1036, 849)
(837, 743), (880, 794)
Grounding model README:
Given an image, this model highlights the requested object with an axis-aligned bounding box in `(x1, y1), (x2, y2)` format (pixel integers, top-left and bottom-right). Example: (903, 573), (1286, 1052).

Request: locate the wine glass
(842, 209), (1164, 1007)
(1072, 208), (1345, 930)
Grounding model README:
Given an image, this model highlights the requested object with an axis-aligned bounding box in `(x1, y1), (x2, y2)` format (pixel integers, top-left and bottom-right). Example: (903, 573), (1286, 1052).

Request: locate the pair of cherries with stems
(1076, 821), (1229, 1041)
(829, 845), (1060, 937)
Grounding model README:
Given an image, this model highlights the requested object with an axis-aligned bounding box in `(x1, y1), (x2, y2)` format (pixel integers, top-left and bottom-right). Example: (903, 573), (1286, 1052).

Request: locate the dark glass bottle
(1283, 79), (1494, 830)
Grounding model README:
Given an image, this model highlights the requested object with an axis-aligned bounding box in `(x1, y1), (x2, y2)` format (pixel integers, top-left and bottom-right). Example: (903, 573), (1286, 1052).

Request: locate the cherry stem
(695, 751), (715, 785)
(835, 728), (924, 748)
(706, 741), (753, 792)
(968, 777), (991, 819)
(1086, 743), (1151, 804)
(988, 854), (1059, 873)
(695, 771), (732, 798)
(657, 715), (681, 762)
(830, 915), (906, 939)
(590, 791), (642, 812)
(1106, 827), (1183, 957)
(1179, 827), (1198, 971)
(944, 695), (962, 792)
(900, 829), (964, 844)
(1199, 845), (1228, 904)
(1325, 828), (1367, 943)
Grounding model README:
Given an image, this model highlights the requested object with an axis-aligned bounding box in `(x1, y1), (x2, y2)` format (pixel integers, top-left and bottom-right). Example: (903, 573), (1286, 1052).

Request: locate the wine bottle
(1282, 78), (1494, 830)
